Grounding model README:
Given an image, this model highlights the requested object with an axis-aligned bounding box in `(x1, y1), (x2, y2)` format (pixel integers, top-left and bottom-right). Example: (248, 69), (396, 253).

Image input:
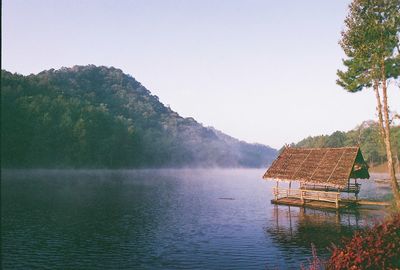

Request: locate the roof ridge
(288, 146), (359, 150)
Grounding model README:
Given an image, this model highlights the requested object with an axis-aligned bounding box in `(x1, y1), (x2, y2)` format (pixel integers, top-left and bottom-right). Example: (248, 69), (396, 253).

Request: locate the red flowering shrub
(327, 214), (400, 270)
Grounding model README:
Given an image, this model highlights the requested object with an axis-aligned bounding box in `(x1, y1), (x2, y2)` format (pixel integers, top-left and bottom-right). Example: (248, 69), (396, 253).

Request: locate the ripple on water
(1, 169), (390, 269)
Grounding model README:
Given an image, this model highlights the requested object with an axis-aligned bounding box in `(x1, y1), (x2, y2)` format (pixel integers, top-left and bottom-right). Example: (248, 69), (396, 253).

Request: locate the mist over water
(1, 169), (389, 269)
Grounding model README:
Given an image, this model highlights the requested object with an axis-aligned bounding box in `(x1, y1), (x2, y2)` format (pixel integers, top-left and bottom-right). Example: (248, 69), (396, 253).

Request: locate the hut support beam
(300, 190), (304, 205)
(335, 194), (339, 209)
(355, 179), (359, 200)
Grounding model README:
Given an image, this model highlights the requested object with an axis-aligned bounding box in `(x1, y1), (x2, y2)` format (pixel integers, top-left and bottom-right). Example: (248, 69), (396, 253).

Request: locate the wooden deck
(271, 197), (355, 210)
(271, 187), (390, 210)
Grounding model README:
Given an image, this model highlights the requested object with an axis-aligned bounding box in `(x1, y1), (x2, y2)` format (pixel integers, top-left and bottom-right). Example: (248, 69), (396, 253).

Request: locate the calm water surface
(1, 169), (390, 269)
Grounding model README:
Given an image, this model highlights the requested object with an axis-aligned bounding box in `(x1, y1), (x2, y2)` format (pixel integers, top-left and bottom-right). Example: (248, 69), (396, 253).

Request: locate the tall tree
(337, 0), (400, 208)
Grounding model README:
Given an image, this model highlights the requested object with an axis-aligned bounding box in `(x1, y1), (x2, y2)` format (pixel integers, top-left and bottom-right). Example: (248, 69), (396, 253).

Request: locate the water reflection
(1, 169), (391, 269)
(1, 170), (183, 269)
(265, 205), (386, 261)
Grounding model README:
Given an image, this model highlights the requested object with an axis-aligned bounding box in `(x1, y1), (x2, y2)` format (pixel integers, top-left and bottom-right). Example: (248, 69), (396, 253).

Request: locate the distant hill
(290, 120), (400, 166)
(1, 65), (276, 168)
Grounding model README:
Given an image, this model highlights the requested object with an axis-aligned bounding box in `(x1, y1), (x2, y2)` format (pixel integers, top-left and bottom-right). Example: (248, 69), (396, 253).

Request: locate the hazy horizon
(3, 0), (400, 149)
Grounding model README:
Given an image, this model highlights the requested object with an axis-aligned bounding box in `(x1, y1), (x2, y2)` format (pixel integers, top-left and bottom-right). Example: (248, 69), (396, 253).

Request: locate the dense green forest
(291, 121), (400, 165)
(1, 65), (276, 168)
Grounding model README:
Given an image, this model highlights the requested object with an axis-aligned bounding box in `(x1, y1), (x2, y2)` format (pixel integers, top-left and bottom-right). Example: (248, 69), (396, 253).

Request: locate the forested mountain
(1, 65), (276, 168)
(290, 121), (400, 165)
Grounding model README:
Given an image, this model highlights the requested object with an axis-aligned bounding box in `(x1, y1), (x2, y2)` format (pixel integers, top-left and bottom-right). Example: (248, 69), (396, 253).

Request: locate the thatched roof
(263, 147), (369, 188)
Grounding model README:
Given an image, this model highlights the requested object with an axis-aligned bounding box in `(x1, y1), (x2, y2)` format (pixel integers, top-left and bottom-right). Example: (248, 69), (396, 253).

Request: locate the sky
(2, 0), (400, 149)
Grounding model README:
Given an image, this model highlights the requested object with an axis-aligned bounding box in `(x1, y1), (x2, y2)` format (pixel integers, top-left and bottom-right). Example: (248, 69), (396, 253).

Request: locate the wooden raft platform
(271, 187), (390, 210)
(271, 197), (356, 210)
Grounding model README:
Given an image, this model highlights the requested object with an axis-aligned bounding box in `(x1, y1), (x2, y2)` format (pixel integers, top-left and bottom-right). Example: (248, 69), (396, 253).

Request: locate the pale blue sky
(2, 0), (399, 149)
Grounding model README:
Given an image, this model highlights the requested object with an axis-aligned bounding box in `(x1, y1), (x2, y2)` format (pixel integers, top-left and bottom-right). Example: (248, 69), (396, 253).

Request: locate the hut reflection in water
(265, 205), (386, 260)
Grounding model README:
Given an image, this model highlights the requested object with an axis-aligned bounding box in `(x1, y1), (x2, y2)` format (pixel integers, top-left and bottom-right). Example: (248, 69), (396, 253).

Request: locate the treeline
(291, 121), (400, 165)
(1, 65), (276, 168)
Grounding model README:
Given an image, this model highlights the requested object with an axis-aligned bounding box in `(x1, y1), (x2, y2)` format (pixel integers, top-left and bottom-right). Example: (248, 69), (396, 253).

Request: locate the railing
(346, 183), (361, 193)
(272, 187), (301, 198)
(273, 187), (340, 208)
(301, 183), (360, 194)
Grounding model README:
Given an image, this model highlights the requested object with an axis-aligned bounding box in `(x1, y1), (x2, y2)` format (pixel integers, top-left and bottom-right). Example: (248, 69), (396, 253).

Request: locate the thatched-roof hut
(263, 146), (369, 189)
(263, 146), (370, 208)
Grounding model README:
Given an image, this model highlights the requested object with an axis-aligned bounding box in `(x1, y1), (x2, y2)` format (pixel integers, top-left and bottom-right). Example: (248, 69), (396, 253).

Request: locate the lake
(1, 169), (391, 269)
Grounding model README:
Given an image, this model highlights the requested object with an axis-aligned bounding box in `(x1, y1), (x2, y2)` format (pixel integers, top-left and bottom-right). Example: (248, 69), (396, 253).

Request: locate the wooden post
(288, 206), (293, 236)
(275, 181), (279, 200)
(288, 181), (292, 197)
(300, 190), (304, 205)
(355, 179), (359, 200)
(335, 193), (339, 209)
(348, 179), (350, 193)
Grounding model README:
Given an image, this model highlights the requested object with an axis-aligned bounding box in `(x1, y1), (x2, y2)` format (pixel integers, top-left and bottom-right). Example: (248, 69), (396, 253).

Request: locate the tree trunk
(392, 133), (400, 173)
(394, 114), (400, 173)
(373, 79), (386, 139)
(381, 63), (400, 209)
